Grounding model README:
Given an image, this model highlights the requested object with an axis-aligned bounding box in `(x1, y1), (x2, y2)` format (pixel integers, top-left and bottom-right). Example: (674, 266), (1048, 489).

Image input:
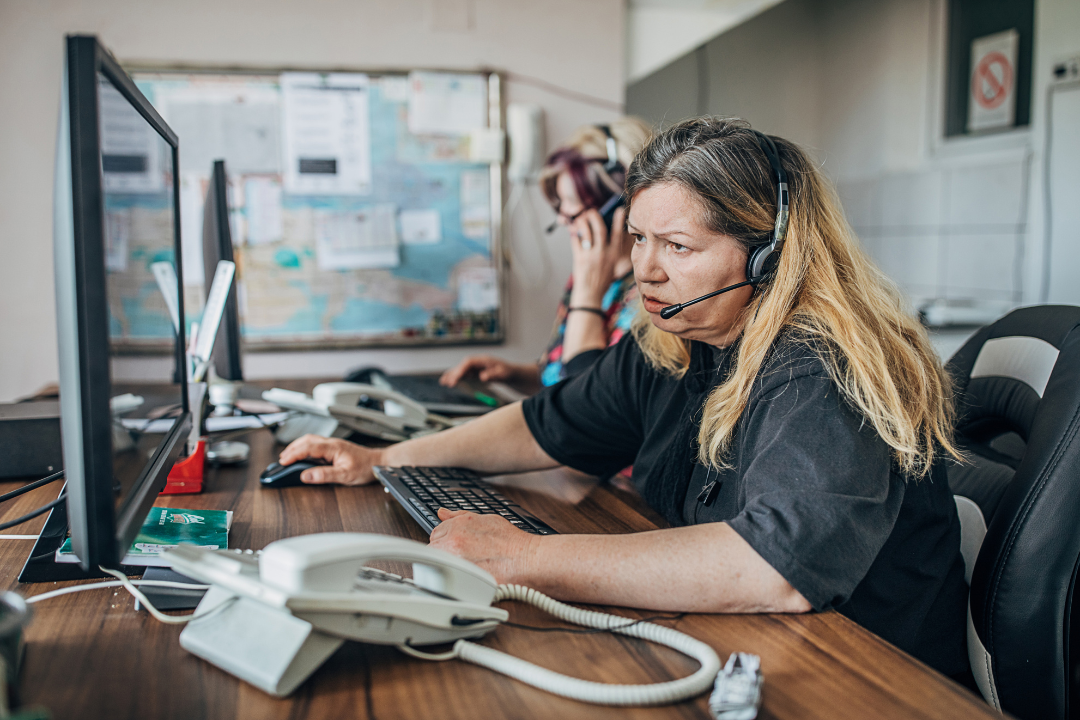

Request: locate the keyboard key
(375, 466), (558, 536)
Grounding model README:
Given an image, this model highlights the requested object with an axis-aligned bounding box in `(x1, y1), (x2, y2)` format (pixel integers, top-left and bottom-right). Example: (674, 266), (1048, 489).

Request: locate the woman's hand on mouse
(569, 206), (628, 307)
(428, 508), (540, 584)
(278, 434), (382, 485)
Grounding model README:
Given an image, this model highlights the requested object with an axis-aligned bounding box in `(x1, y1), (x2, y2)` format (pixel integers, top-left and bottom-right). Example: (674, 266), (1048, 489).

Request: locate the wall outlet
(1051, 55), (1080, 84)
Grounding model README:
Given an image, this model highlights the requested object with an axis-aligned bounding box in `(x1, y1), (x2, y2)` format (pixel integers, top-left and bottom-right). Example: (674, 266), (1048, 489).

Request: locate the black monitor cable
(0, 469), (65, 505)
(0, 494), (66, 532)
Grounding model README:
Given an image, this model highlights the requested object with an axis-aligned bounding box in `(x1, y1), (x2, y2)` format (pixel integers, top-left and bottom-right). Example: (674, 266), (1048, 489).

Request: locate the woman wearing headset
(440, 118), (652, 392)
(281, 118), (970, 679)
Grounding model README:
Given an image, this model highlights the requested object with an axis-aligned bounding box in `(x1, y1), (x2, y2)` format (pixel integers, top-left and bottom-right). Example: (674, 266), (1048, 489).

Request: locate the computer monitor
(201, 160), (243, 382)
(20, 35), (192, 581)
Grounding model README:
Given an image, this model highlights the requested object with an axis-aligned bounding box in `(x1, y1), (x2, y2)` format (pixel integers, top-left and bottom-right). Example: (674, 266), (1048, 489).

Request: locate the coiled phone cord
(397, 583), (721, 706)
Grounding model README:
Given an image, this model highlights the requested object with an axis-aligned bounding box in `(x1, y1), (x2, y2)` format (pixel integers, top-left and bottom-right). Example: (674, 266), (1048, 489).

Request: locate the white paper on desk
(281, 73), (372, 196)
(407, 72), (486, 136)
(244, 177), (283, 244)
(98, 77), (164, 193)
(179, 173), (206, 286)
(400, 208), (442, 244)
(460, 169), (490, 240)
(121, 412), (290, 434)
(457, 266), (498, 311)
(315, 204), (399, 270)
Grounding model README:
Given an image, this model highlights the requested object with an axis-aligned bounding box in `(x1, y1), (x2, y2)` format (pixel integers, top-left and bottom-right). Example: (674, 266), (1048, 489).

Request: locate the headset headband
(596, 125), (620, 172)
(752, 130), (789, 254)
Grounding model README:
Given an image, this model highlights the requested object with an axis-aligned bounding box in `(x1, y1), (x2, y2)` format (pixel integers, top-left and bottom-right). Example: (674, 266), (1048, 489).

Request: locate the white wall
(1024, 0), (1080, 305)
(822, 0), (1033, 313)
(0, 0), (625, 401)
(627, 0), (1080, 320)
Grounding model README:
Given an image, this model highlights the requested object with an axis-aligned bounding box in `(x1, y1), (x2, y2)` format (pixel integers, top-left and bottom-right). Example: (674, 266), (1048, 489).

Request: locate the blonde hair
(539, 117), (652, 208)
(627, 117), (958, 478)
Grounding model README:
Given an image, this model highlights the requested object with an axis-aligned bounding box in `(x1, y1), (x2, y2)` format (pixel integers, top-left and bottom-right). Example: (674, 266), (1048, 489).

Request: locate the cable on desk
(398, 584), (720, 706)
(502, 612), (686, 635)
(98, 566), (216, 625)
(26, 579), (211, 604)
(0, 495), (66, 531)
(0, 470), (64, 504)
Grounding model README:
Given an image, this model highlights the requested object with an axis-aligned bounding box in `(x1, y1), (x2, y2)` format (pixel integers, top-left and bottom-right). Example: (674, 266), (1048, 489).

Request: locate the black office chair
(945, 305), (1080, 720)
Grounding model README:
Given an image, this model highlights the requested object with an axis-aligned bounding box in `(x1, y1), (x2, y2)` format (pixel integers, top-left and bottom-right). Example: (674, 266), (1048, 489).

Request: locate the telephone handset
(599, 192), (625, 233)
(168, 533), (507, 696)
(263, 382), (460, 445)
(167, 532), (721, 703)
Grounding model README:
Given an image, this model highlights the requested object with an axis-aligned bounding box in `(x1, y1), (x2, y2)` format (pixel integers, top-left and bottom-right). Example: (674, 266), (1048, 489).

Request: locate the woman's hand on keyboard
(428, 508), (540, 585)
(439, 355), (541, 390)
(278, 434), (384, 486)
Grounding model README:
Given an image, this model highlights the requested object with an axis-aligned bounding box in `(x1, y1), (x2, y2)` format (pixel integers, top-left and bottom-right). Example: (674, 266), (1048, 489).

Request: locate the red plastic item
(161, 439), (206, 495)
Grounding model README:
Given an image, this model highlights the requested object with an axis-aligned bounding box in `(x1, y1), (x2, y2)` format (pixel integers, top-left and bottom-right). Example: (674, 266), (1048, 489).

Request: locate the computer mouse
(259, 457), (331, 488)
(344, 366), (388, 385)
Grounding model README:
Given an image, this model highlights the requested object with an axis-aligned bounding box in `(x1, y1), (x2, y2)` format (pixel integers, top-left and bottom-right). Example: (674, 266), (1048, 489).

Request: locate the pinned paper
(244, 177), (283, 244)
(460, 170), (490, 240)
(380, 76), (409, 104)
(468, 128), (505, 164)
(179, 173), (206, 286)
(104, 209), (131, 272)
(281, 73), (373, 196)
(400, 209), (442, 244)
(315, 204), (399, 270)
(155, 84), (282, 175)
(407, 72), (486, 136)
(98, 77), (164, 193)
(457, 266), (498, 311)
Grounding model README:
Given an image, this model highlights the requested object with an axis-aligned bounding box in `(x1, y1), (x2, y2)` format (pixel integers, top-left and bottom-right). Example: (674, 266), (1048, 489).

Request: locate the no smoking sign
(968, 29), (1019, 132)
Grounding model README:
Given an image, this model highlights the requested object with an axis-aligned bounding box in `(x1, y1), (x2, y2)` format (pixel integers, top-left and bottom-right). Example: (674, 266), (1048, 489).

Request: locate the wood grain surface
(0, 382), (1002, 720)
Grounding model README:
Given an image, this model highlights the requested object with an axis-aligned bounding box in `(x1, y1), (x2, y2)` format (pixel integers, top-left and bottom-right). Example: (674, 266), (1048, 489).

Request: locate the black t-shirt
(521, 333), (969, 677)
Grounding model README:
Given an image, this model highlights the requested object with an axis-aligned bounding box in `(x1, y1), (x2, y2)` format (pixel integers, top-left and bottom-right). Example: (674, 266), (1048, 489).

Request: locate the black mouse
(344, 366), (388, 385)
(259, 457), (330, 488)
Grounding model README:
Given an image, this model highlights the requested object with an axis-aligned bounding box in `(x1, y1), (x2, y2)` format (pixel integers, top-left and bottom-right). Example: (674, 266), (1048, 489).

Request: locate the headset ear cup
(746, 244), (780, 284)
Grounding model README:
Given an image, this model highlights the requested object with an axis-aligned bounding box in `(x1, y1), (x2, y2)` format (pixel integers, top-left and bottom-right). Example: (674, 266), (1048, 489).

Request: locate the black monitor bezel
(62, 35), (191, 571)
(203, 160), (244, 382)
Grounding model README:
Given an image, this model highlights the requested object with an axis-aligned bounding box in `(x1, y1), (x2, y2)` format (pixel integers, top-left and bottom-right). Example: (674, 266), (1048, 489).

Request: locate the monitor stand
(18, 488), (140, 583)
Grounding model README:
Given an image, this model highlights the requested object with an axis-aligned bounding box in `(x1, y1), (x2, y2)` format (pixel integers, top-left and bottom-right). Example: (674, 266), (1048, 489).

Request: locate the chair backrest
(946, 305), (1080, 720)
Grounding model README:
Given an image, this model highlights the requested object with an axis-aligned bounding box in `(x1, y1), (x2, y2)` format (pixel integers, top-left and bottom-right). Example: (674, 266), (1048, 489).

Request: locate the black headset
(659, 130), (792, 320)
(745, 130), (790, 285)
(595, 124), (621, 172)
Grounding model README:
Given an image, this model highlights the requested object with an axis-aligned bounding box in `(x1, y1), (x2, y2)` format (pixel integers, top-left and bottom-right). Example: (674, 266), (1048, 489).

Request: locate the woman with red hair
(441, 118), (651, 392)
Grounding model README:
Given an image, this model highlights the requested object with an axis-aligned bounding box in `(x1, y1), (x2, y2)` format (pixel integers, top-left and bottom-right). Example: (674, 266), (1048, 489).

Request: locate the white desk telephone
(165, 532), (721, 704)
(263, 382), (460, 445)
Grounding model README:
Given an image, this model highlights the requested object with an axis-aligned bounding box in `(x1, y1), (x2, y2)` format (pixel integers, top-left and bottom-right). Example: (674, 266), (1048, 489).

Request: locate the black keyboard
(373, 466), (557, 535)
(386, 375), (482, 405)
(385, 375), (494, 415)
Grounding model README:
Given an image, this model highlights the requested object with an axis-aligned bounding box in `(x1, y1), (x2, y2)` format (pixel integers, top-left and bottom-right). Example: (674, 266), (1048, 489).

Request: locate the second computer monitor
(201, 160), (243, 382)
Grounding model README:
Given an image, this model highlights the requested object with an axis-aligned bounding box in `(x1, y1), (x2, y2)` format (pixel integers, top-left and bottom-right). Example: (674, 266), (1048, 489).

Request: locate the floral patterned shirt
(538, 271), (638, 387)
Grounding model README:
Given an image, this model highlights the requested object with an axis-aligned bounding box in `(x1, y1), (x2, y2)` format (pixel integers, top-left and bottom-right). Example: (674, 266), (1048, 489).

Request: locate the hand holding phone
(569, 201), (629, 308)
(598, 193), (625, 233)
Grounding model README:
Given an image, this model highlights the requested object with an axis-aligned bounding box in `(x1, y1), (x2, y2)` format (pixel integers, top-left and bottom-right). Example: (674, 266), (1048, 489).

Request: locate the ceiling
(626, 0), (786, 82)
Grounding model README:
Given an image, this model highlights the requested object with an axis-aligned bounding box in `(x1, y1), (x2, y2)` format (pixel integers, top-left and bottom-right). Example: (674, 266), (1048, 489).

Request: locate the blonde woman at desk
(440, 118), (651, 392)
(281, 118), (971, 682)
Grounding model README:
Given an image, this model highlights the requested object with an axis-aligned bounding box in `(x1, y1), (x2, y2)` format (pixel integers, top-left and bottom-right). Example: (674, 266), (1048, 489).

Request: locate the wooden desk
(0, 393), (1000, 720)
